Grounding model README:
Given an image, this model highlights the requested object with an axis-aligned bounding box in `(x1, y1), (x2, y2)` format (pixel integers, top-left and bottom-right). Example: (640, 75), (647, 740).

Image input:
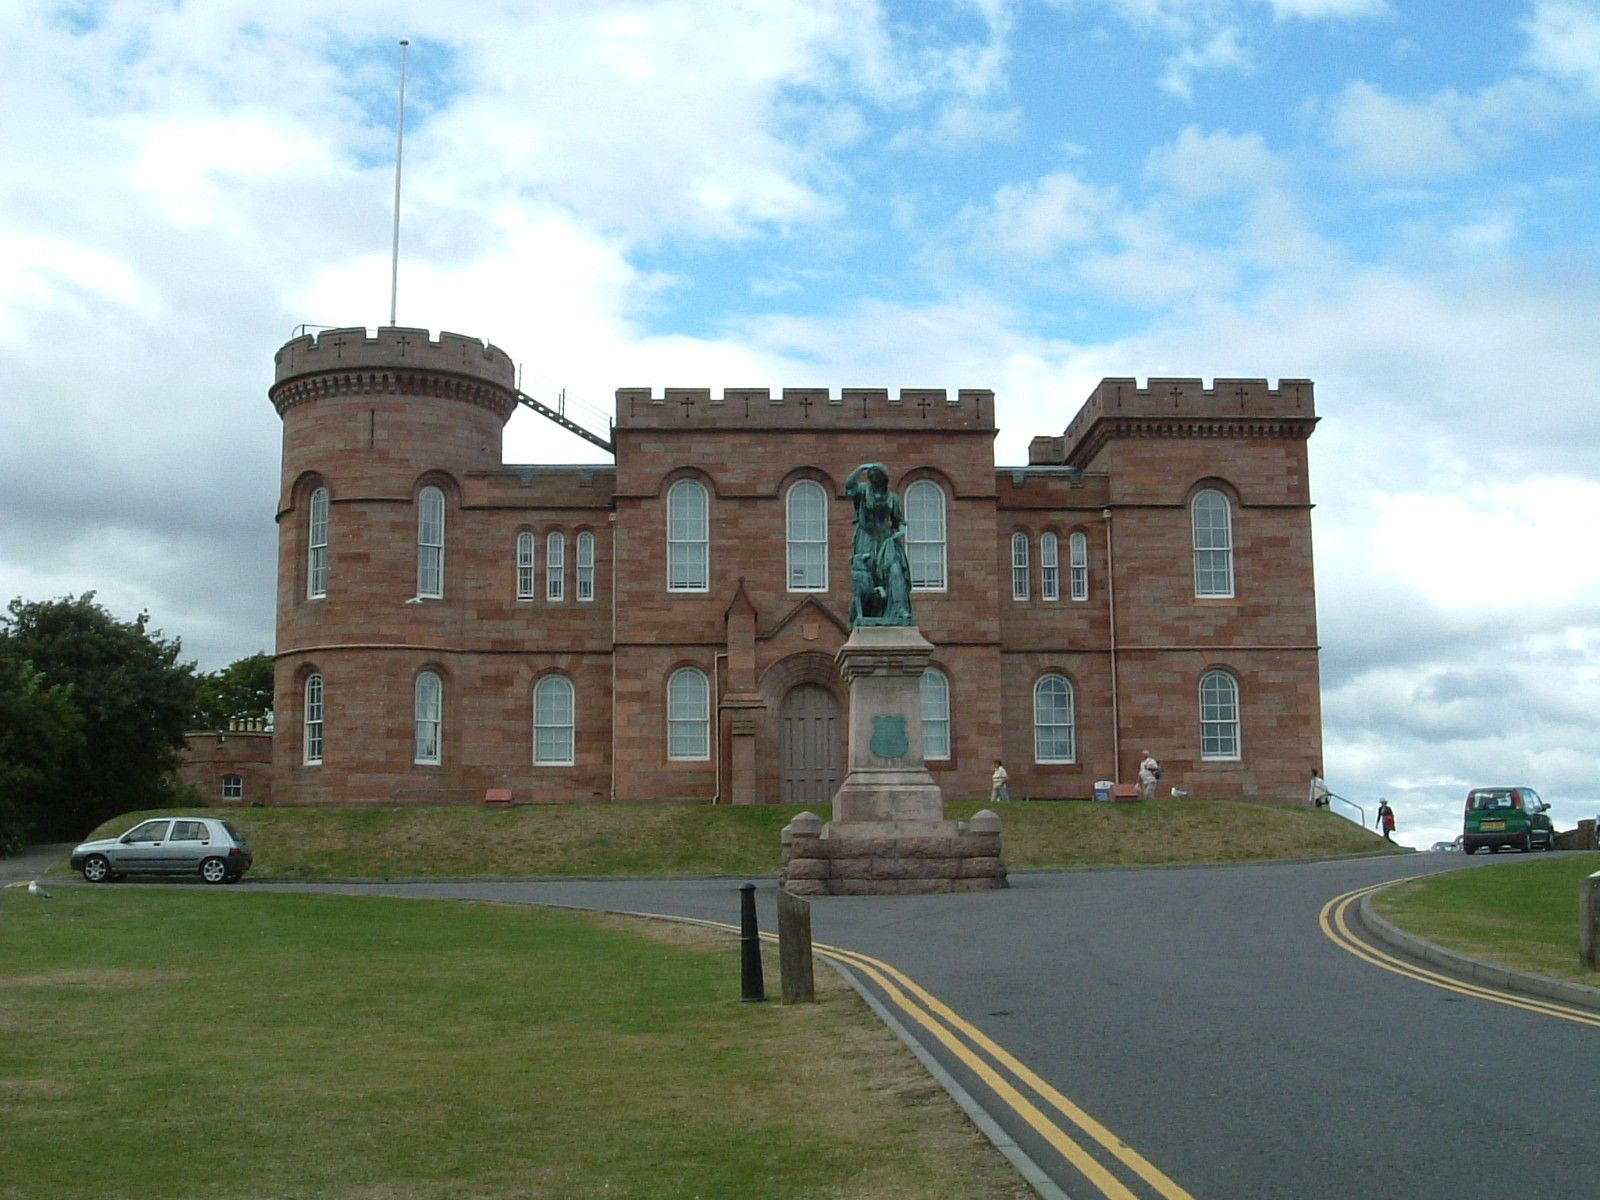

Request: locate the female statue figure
(844, 462), (915, 627)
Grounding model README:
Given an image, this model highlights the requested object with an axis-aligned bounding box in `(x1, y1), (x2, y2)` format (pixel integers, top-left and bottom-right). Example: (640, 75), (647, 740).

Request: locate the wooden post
(1581, 871), (1600, 971)
(776, 888), (816, 1004)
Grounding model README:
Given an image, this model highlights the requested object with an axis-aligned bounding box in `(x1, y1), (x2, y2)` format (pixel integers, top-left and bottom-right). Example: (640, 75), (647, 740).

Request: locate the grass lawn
(0, 886), (1031, 1200)
(1373, 852), (1600, 986)
(55, 796), (1391, 881)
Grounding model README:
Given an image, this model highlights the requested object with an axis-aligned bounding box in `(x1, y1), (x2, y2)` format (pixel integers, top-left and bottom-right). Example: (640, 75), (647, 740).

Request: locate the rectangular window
(1011, 533), (1030, 601)
(786, 481), (828, 591)
(1040, 533), (1059, 602)
(547, 531), (565, 601)
(308, 488), (329, 600)
(1070, 531), (1089, 602)
(418, 487), (445, 599)
(304, 675), (324, 766)
(516, 532), (536, 600)
(667, 481), (709, 592)
(414, 672), (442, 765)
(576, 532), (595, 602)
(221, 775), (243, 802)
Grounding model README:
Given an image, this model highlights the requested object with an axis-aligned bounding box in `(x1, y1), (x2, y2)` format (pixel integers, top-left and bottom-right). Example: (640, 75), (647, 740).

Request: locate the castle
(189, 325), (1324, 807)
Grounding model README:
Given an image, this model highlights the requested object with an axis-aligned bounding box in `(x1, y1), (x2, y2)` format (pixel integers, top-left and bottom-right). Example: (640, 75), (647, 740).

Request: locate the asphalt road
(236, 852), (1600, 1200)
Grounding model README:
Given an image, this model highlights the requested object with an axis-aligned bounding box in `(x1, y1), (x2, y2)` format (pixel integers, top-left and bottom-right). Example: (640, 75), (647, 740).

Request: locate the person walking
(1377, 798), (1396, 841)
(991, 759), (1010, 803)
(1308, 769), (1331, 809)
(1138, 751), (1161, 801)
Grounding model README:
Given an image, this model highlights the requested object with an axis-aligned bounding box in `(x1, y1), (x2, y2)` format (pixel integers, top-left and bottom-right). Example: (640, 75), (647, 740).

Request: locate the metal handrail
(1327, 792), (1366, 828)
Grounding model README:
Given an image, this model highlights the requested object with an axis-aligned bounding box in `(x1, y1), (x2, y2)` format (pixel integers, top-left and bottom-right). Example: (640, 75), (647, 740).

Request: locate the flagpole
(388, 39), (409, 328)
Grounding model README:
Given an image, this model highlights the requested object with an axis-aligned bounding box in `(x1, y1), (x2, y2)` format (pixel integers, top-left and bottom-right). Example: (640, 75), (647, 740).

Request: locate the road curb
(1356, 891), (1600, 1012)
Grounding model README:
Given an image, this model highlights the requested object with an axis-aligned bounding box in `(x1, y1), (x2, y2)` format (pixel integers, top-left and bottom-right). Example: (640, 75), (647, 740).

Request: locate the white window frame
(1199, 670), (1242, 761)
(1040, 532), (1059, 602)
(666, 666), (711, 760)
(905, 480), (947, 591)
(1033, 673), (1076, 764)
(1011, 532), (1030, 601)
(786, 480), (828, 592)
(516, 531), (536, 600)
(221, 774), (243, 802)
(576, 531), (596, 602)
(417, 486), (445, 599)
(1192, 489), (1234, 599)
(303, 673), (324, 765)
(533, 674), (576, 766)
(414, 670), (442, 765)
(1069, 530), (1089, 602)
(920, 667), (951, 761)
(547, 531), (566, 602)
(666, 479), (709, 593)
(308, 486), (329, 600)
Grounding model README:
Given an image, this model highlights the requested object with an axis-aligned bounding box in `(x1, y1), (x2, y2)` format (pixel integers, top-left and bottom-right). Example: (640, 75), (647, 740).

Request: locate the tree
(0, 594), (196, 841)
(192, 651), (274, 731)
(0, 656), (85, 854)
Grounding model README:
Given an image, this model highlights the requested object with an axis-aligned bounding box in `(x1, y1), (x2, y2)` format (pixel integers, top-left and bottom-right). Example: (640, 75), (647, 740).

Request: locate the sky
(2, 0), (1598, 848)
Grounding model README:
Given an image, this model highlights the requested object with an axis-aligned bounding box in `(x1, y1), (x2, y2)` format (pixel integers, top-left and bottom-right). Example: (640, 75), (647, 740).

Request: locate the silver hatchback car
(70, 816), (253, 884)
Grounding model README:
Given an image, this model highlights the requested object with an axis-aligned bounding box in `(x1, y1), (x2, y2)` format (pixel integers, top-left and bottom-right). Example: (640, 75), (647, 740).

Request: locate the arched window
(1069, 531), (1089, 602)
(533, 674), (575, 766)
(1040, 532), (1059, 601)
(417, 486), (445, 599)
(666, 479), (709, 592)
(1033, 674), (1076, 764)
(1199, 670), (1241, 760)
(576, 531), (596, 602)
(786, 480), (828, 591)
(303, 674), (324, 765)
(920, 667), (951, 761)
(666, 667), (710, 760)
(547, 531), (566, 601)
(516, 531), (536, 600)
(307, 487), (329, 600)
(1192, 489), (1234, 598)
(222, 774), (243, 802)
(1011, 532), (1030, 601)
(414, 671), (442, 765)
(905, 480), (946, 591)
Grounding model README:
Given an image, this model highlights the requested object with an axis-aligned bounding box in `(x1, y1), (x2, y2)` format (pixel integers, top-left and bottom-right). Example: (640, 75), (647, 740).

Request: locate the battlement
(1033, 377), (1316, 465)
(273, 326), (515, 389)
(614, 387), (996, 431)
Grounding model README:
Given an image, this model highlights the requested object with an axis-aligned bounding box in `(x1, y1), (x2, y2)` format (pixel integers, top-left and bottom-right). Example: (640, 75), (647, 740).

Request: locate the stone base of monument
(777, 624), (1007, 895)
(779, 809), (1007, 895)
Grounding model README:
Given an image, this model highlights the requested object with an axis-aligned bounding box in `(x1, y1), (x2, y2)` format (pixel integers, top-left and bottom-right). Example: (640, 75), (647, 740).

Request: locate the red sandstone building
(205, 325), (1323, 807)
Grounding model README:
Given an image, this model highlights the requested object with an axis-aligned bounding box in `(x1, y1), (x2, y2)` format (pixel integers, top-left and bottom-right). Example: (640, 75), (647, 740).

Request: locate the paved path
(248, 854), (1600, 1200)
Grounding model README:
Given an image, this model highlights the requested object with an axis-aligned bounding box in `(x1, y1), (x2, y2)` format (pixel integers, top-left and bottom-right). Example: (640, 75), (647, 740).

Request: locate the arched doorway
(780, 683), (842, 805)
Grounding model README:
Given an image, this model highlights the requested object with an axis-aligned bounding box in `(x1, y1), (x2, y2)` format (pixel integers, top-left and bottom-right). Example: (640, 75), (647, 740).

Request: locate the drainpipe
(712, 651), (729, 804)
(1102, 508), (1120, 783)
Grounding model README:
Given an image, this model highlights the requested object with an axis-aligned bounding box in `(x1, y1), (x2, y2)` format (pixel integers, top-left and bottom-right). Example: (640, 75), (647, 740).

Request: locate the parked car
(70, 817), (253, 884)
(1461, 787), (1555, 854)
(1429, 840), (1460, 853)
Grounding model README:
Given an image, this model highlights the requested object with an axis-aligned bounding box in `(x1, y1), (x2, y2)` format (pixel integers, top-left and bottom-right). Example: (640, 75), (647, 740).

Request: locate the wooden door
(780, 684), (841, 805)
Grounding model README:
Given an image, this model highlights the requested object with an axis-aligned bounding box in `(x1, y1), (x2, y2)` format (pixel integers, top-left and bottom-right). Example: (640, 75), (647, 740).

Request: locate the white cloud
(1144, 125), (1284, 199)
(1159, 26), (1253, 100)
(969, 170), (1118, 258)
(1522, 0), (1600, 96)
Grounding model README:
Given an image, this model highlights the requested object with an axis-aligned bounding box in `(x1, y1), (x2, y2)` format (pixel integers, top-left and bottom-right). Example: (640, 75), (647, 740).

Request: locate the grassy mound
(61, 796), (1391, 879)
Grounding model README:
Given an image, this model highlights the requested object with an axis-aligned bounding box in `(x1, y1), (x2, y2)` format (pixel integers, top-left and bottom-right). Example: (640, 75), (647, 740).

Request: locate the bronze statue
(844, 463), (914, 627)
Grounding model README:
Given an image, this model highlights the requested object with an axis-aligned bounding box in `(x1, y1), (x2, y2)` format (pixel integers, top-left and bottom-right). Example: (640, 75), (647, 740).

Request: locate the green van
(1462, 786), (1556, 854)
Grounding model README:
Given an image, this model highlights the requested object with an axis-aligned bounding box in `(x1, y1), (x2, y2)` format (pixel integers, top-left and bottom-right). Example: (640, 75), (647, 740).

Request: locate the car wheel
(1490, 844), (1501, 853)
(81, 854), (112, 883)
(1519, 833), (1533, 853)
(1463, 844), (1477, 855)
(200, 857), (229, 885)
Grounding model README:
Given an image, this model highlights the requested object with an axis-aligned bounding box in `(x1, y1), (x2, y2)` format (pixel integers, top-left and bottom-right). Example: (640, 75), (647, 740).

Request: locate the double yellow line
(640, 910), (1197, 1200)
(1319, 881), (1600, 1028)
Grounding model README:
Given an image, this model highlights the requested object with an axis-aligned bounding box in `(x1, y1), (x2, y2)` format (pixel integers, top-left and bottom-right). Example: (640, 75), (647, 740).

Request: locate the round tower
(268, 326), (518, 804)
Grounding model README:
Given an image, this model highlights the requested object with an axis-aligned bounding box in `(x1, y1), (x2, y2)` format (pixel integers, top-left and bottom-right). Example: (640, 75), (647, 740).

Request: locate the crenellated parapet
(614, 386), (996, 431)
(270, 326), (518, 422)
(1035, 377), (1316, 467)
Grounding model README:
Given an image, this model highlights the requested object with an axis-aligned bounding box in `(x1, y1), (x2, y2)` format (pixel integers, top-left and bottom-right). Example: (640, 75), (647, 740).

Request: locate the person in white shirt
(1138, 752), (1161, 800)
(991, 759), (1010, 803)
(1308, 769), (1331, 808)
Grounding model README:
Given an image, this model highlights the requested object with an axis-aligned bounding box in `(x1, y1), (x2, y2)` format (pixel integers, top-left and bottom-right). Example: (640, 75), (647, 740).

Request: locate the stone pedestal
(779, 625), (1006, 895)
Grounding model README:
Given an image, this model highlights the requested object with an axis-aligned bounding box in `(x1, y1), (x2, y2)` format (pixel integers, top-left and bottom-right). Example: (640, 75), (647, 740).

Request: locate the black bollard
(739, 882), (766, 1002)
